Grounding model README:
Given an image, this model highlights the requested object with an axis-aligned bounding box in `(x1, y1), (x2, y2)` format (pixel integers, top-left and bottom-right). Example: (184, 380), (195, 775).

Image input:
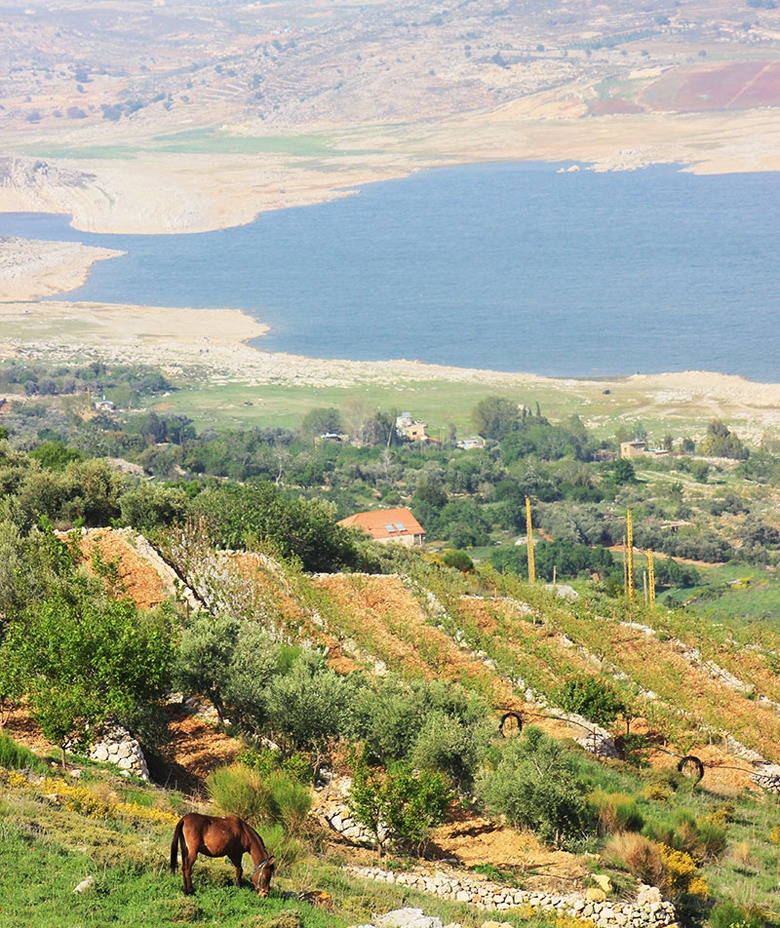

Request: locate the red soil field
(640, 61), (780, 112)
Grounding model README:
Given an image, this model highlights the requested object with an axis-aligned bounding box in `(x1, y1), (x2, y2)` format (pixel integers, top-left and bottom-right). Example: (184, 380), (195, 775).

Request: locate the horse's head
(251, 856), (275, 897)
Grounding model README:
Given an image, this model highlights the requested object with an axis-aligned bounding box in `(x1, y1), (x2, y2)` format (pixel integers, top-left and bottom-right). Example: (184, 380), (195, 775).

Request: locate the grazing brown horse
(170, 813), (275, 896)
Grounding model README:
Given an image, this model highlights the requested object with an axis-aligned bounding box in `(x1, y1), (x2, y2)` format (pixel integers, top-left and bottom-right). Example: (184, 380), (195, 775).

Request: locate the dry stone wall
(88, 725), (149, 780)
(350, 869), (677, 928)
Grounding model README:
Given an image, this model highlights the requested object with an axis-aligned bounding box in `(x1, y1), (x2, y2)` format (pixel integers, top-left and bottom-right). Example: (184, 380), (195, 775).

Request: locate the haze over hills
(0, 0), (779, 234)
(2, 0), (780, 131)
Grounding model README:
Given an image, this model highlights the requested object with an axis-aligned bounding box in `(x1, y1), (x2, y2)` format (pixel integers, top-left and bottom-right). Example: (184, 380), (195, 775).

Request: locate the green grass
(154, 130), (376, 158)
(0, 733), (46, 772)
(15, 130), (378, 163)
(0, 754), (551, 928)
(157, 377), (637, 437)
(15, 145), (142, 160)
(664, 566), (780, 629)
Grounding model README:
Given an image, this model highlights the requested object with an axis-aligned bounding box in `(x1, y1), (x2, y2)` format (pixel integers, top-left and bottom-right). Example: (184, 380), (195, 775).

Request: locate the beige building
(620, 440), (648, 459)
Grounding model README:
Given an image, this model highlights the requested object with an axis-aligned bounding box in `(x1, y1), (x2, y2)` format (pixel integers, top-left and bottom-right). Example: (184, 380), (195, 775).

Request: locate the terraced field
(70, 529), (780, 795)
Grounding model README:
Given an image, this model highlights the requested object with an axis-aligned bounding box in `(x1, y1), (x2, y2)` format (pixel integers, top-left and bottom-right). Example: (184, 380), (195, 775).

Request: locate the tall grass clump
(206, 763), (312, 833)
(708, 900), (768, 928)
(206, 763), (269, 823)
(207, 763), (313, 873)
(604, 831), (665, 887)
(590, 790), (645, 835)
(0, 733), (46, 772)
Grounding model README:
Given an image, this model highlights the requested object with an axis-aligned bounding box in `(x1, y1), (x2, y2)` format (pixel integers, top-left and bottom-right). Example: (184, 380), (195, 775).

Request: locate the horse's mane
(241, 819), (269, 857)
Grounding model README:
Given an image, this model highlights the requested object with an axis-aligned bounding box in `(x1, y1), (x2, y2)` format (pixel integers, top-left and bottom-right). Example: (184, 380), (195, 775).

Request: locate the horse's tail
(170, 818), (184, 873)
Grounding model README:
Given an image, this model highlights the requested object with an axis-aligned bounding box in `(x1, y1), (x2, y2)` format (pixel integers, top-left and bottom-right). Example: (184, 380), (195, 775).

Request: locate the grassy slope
(8, 532), (780, 924)
(0, 765), (528, 928)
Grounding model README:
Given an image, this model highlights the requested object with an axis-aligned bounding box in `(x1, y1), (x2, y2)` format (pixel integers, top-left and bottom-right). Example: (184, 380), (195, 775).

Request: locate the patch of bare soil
(430, 811), (586, 894)
(155, 707), (242, 796)
(3, 707), (56, 756)
(77, 528), (174, 609)
(647, 743), (755, 797)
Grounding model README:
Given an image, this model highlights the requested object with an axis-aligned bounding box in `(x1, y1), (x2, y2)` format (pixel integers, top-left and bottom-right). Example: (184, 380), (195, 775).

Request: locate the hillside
(71, 528), (779, 792)
(5, 520), (780, 925)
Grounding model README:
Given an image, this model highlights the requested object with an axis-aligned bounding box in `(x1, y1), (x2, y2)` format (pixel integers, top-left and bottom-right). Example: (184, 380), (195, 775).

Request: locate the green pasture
(155, 373), (703, 441)
(0, 772), (539, 928)
(152, 379), (566, 435)
(671, 568), (780, 629)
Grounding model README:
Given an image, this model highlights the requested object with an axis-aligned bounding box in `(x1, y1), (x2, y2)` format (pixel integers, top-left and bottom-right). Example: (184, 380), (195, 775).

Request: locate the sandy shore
(0, 237), (124, 301)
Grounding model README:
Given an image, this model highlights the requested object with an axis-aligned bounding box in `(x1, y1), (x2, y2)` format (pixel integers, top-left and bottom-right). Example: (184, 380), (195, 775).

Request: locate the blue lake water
(1, 162), (778, 380)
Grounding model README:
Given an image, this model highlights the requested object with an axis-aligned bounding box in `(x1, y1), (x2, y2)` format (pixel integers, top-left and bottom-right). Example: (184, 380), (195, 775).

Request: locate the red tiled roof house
(338, 507), (425, 547)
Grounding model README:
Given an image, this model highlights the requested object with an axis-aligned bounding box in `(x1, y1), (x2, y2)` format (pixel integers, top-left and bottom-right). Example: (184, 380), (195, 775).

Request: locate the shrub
(475, 727), (596, 850)
(441, 549), (475, 572)
(696, 814), (729, 860)
(619, 733), (650, 768)
(206, 764), (311, 834)
(658, 843), (708, 903)
(206, 764), (270, 823)
(410, 709), (491, 790)
(264, 770), (312, 833)
(265, 654), (360, 759)
(556, 673), (629, 728)
(348, 755), (452, 855)
(709, 901), (767, 928)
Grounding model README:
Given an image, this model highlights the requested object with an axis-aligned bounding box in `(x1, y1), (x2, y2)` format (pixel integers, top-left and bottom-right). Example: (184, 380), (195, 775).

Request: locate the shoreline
(1, 212), (778, 439)
(0, 237), (125, 302)
(1, 297), (779, 439)
(0, 104), (779, 237)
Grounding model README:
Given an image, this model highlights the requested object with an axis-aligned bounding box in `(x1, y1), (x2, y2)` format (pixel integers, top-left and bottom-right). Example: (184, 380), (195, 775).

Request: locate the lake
(1, 162), (778, 380)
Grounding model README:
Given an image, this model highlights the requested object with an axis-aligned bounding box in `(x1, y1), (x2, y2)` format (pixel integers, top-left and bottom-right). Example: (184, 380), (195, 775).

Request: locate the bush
(265, 653), (360, 757)
(410, 709), (491, 790)
(475, 727), (596, 850)
(658, 843), (708, 905)
(206, 764), (270, 823)
(556, 673), (629, 728)
(206, 764), (311, 833)
(696, 814), (729, 861)
(348, 755), (452, 855)
(709, 901), (767, 928)
(591, 791), (644, 835)
(441, 549), (475, 572)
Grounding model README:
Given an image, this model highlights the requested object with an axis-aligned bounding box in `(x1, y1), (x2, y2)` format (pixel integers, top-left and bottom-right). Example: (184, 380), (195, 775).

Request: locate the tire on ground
(677, 754), (704, 782)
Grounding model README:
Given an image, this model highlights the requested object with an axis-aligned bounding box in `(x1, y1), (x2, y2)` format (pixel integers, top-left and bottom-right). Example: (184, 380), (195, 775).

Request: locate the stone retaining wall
(349, 867), (677, 928)
(88, 725), (149, 780)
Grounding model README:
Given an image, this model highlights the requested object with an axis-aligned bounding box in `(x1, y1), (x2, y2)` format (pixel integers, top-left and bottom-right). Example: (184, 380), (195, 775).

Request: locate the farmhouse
(338, 507), (426, 546)
(620, 440), (648, 458)
(395, 411), (429, 442)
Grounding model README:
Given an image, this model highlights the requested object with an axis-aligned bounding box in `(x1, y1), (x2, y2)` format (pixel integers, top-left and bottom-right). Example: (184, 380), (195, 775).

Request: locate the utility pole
(625, 508), (635, 601)
(526, 496), (536, 583)
(647, 549), (656, 607)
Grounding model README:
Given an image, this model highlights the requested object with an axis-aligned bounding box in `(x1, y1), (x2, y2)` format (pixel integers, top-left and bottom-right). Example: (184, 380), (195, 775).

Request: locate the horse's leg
(183, 849), (198, 895)
(229, 852), (243, 888)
